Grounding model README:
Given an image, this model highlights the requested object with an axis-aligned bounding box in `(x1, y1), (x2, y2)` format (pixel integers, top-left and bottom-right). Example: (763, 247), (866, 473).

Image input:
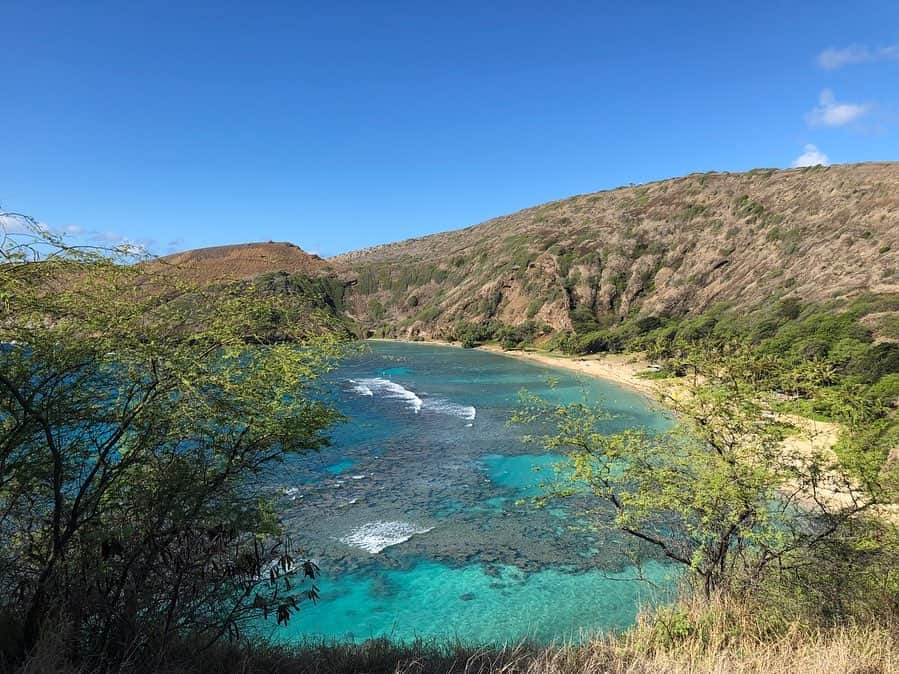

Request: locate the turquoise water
(266, 341), (675, 645)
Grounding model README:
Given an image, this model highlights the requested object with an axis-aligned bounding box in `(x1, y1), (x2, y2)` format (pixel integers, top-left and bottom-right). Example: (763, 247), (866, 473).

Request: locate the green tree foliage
(569, 306), (601, 334)
(368, 297), (386, 320)
(495, 321), (547, 350)
(869, 373), (899, 407)
(253, 270), (350, 316)
(575, 329), (623, 355)
(0, 216), (347, 667)
(847, 342), (899, 383)
(515, 342), (888, 600)
(451, 321), (500, 348)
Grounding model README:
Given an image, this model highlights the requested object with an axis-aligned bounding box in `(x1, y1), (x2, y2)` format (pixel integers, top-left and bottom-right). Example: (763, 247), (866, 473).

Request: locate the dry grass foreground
(15, 595), (898, 674)
(18, 623), (895, 674)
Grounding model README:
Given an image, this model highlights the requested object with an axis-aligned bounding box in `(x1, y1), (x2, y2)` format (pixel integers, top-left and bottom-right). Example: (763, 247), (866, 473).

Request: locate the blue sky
(2, 1), (897, 257)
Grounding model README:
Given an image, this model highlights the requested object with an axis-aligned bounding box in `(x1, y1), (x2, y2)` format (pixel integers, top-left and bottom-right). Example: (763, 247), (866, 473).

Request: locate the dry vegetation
(156, 241), (344, 284)
(16, 600), (897, 673)
(329, 163), (899, 340)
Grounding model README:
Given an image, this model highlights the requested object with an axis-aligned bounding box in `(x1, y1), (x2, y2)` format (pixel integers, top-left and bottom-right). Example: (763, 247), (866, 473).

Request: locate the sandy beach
(476, 344), (661, 397)
(368, 338), (672, 402)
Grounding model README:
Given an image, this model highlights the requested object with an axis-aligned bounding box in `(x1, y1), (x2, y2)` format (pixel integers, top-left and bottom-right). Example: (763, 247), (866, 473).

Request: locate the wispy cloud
(93, 232), (159, 255)
(1, 214), (161, 257)
(818, 43), (899, 70)
(806, 89), (870, 127)
(0, 213), (39, 234)
(91, 231), (130, 244)
(792, 144), (829, 168)
(165, 238), (186, 254)
(57, 224), (86, 236)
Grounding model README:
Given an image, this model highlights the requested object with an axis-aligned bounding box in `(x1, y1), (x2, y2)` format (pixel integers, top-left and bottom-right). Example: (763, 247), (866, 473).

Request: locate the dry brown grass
(388, 626), (896, 674)
(12, 602), (899, 674)
(331, 162), (899, 339)
(153, 241), (341, 284)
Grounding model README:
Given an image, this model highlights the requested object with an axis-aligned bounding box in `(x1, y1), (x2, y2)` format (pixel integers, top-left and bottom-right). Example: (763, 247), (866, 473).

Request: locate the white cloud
(0, 213), (37, 234)
(806, 89), (870, 127)
(88, 231), (156, 255)
(792, 144), (829, 167)
(818, 43), (899, 69)
(91, 231), (129, 244)
(1, 214), (159, 259)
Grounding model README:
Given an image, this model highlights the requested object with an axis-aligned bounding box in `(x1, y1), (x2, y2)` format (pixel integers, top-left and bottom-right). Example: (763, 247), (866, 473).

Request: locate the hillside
(157, 241), (343, 283)
(145, 242), (356, 338)
(331, 162), (899, 340)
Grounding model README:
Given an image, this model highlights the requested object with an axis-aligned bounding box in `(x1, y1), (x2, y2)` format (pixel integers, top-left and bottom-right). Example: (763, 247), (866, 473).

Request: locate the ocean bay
(269, 341), (675, 645)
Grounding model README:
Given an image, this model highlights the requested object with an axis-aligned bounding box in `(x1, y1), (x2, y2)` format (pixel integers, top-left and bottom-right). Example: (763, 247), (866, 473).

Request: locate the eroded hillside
(331, 163), (899, 340)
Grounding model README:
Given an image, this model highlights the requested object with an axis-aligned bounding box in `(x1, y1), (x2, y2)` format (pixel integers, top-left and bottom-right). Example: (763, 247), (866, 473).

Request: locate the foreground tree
(516, 341), (896, 604)
(0, 215), (346, 668)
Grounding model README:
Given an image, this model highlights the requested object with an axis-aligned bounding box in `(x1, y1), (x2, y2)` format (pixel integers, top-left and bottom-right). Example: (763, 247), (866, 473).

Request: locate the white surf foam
(349, 380), (374, 396)
(421, 399), (477, 421)
(350, 378), (423, 412)
(348, 378), (476, 420)
(338, 520), (434, 554)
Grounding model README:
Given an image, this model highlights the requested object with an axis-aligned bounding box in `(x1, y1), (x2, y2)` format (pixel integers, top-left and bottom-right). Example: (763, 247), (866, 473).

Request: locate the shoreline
(365, 339), (877, 515)
(476, 344), (660, 399)
(366, 337), (666, 402)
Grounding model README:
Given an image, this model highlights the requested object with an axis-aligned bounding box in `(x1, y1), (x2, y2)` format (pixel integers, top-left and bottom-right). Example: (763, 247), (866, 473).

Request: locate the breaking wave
(338, 520), (434, 554)
(422, 398), (477, 421)
(348, 378), (476, 421)
(349, 377), (422, 412)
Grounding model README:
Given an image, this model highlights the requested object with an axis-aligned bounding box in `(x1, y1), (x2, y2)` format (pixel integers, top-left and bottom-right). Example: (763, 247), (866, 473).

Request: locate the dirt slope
(330, 163), (899, 338)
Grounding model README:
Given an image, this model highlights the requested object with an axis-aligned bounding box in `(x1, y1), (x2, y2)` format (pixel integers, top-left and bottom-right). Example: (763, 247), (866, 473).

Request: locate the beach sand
(368, 338), (675, 402)
(476, 345), (660, 397)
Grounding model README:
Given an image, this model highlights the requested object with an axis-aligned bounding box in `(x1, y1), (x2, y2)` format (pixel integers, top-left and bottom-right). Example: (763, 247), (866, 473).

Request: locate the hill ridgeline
(165, 163), (899, 341)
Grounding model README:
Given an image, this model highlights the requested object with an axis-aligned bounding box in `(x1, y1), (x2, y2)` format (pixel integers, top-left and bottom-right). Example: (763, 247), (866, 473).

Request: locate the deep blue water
(266, 341), (675, 645)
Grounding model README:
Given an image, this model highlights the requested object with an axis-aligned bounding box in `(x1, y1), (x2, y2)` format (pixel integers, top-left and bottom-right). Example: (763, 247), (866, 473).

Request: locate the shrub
(576, 329), (623, 354)
(777, 297), (803, 320)
(495, 321), (546, 350)
(452, 321), (499, 348)
(870, 373), (899, 407)
(570, 306), (601, 333)
(848, 342), (899, 383)
(368, 298), (386, 320)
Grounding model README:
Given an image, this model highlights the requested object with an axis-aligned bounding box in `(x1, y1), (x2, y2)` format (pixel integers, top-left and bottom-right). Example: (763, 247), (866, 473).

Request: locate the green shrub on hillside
(576, 329), (624, 354)
(452, 320), (500, 348)
(870, 373), (899, 407)
(570, 306), (601, 333)
(496, 321), (548, 350)
(526, 298), (544, 319)
(368, 297), (386, 320)
(848, 342), (899, 383)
